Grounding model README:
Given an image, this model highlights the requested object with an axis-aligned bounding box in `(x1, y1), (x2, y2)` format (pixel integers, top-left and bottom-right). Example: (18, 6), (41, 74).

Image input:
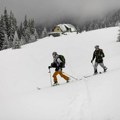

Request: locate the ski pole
(48, 68), (53, 86)
(63, 72), (78, 80)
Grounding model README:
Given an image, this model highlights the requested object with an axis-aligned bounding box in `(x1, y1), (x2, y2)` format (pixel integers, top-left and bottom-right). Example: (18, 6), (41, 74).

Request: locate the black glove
(91, 60), (93, 63)
(48, 66), (51, 69)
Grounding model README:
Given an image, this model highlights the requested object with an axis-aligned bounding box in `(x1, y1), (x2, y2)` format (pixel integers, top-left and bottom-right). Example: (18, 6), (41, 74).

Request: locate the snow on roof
(57, 24), (76, 32)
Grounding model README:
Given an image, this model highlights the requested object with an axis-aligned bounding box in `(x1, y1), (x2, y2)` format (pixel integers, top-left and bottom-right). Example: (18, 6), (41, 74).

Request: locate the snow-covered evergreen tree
(117, 24), (120, 42)
(28, 19), (35, 42)
(34, 29), (39, 40)
(41, 27), (48, 38)
(22, 17), (38, 43)
(0, 19), (5, 50)
(24, 26), (31, 43)
(2, 33), (9, 49)
(4, 8), (11, 42)
(0, 8), (39, 48)
(9, 11), (17, 47)
(0, 15), (5, 31)
(23, 15), (31, 43)
(12, 31), (21, 49)
(76, 26), (80, 34)
(0, 14), (9, 50)
(20, 36), (26, 45)
(29, 19), (34, 34)
(29, 19), (38, 42)
(18, 22), (26, 45)
(23, 15), (28, 30)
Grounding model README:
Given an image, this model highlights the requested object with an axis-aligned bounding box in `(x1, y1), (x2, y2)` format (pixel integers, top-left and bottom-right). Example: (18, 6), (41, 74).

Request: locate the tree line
(1, 8), (120, 51)
(76, 9), (120, 33)
(0, 8), (39, 50)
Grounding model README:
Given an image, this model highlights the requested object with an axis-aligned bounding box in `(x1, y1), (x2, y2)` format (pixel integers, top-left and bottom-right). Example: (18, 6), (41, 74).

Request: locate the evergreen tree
(23, 15), (28, 30)
(18, 22), (26, 45)
(23, 15), (31, 43)
(12, 31), (21, 49)
(41, 27), (48, 38)
(0, 15), (5, 32)
(2, 33), (9, 49)
(0, 19), (5, 50)
(18, 22), (23, 39)
(34, 29), (39, 40)
(29, 19), (38, 42)
(117, 24), (120, 42)
(4, 8), (11, 41)
(24, 26), (31, 43)
(0, 14), (9, 50)
(0, 8), (40, 49)
(29, 19), (35, 34)
(76, 26), (80, 34)
(9, 11), (16, 47)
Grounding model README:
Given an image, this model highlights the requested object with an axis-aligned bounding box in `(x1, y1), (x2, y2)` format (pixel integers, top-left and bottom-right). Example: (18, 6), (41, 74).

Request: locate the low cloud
(1, 0), (120, 24)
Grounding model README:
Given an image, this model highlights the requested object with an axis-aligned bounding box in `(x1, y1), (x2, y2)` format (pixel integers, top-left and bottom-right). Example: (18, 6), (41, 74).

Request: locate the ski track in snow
(62, 79), (93, 120)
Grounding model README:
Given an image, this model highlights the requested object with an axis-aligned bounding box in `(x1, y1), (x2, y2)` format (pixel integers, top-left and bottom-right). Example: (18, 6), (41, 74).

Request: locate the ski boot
(94, 69), (98, 75)
(104, 67), (107, 72)
(66, 78), (70, 83)
(53, 81), (59, 86)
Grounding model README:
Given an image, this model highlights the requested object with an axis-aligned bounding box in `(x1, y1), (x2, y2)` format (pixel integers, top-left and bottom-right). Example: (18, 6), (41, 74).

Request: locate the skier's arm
(91, 51), (95, 62)
(48, 62), (56, 69)
(101, 49), (105, 58)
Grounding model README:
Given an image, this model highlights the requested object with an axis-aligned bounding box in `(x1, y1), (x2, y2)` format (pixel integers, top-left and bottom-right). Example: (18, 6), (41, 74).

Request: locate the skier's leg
(94, 62), (98, 74)
(59, 71), (69, 81)
(99, 63), (107, 72)
(53, 71), (59, 83)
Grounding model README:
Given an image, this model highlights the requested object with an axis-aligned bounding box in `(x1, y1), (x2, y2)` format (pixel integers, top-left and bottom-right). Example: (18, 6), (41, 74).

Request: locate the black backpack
(59, 55), (65, 68)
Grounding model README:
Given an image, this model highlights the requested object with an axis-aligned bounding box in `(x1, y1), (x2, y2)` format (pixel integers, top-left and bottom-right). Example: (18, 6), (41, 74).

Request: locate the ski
(84, 71), (106, 78)
(52, 83), (60, 86)
(37, 78), (83, 90)
(37, 82), (69, 90)
(37, 71), (107, 90)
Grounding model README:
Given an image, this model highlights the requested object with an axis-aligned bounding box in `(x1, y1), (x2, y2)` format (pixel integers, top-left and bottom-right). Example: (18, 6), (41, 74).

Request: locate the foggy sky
(1, 0), (120, 24)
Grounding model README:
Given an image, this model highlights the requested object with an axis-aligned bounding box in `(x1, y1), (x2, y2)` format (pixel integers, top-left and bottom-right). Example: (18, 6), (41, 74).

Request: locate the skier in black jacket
(48, 52), (69, 85)
(91, 45), (107, 74)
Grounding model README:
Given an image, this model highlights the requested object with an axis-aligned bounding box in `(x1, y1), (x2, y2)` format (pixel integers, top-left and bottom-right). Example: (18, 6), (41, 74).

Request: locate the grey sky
(1, 0), (120, 24)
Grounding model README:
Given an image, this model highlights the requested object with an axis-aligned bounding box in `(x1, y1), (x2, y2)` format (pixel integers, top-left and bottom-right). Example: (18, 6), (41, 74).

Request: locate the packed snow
(0, 26), (120, 120)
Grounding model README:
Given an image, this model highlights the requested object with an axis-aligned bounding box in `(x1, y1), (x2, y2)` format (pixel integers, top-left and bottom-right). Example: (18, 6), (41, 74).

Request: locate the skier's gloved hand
(91, 60), (93, 63)
(48, 66), (51, 69)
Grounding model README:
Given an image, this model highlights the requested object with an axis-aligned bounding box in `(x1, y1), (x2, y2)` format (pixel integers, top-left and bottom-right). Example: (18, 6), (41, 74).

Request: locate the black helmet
(52, 52), (57, 56)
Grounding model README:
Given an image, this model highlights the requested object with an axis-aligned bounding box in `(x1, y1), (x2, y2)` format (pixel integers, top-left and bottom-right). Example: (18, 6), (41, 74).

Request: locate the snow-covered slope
(0, 27), (120, 120)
